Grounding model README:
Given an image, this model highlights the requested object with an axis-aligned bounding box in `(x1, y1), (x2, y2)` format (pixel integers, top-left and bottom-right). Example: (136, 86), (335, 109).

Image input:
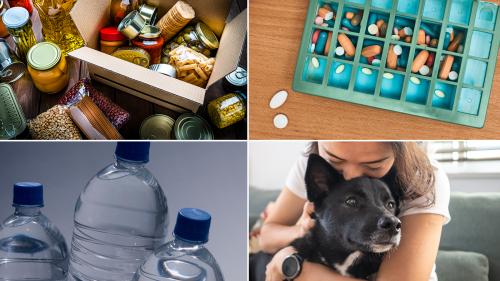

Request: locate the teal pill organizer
(292, 0), (500, 128)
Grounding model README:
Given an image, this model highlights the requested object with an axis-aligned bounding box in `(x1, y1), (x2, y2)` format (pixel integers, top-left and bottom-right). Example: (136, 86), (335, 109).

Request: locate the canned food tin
(148, 63), (176, 78)
(172, 113), (214, 140)
(138, 4), (157, 25)
(117, 10), (146, 40)
(0, 38), (25, 83)
(112, 46), (151, 67)
(222, 66), (247, 92)
(0, 83), (26, 139)
(140, 114), (175, 140)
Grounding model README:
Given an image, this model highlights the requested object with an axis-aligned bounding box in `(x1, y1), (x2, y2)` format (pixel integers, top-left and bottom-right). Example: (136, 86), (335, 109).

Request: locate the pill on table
(335, 46), (345, 56)
(341, 27), (350, 31)
(417, 29), (426, 45)
(362, 67), (373, 75)
(419, 65), (430, 75)
(427, 52), (435, 67)
(393, 27), (399, 35)
(270, 90), (288, 109)
(393, 44), (403, 55)
(391, 35), (401, 41)
(457, 45), (464, 54)
(447, 32), (465, 52)
(443, 32), (451, 50)
(387, 44), (397, 69)
(311, 57), (319, 68)
(426, 35), (430, 44)
(368, 13), (378, 25)
(361, 45), (382, 57)
(336, 64), (345, 73)
(412, 50), (429, 73)
(372, 59), (381, 66)
(434, 90), (445, 98)
(312, 30), (321, 44)
(380, 23), (388, 37)
(324, 32), (332, 55)
(274, 114), (288, 129)
(430, 39), (438, 48)
(449, 71), (458, 81)
(405, 36), (412, 43)
(321, 23), (329, 26)
(310, 43), (316, 53)
(383, 73), (394, 79)
(351, 10), (363, 26)
(396, 66), (405, 71)
(376, 19), (385, 29)
(410, 77), (420, 84)
(367, 56), (374, 65)
(315, 16), (324, 25)
(439, 55), (454, 80)
(318, 7), (334, 20)
(337, 33), (356, 56)
(368, 24), (379, 35)
(345, 11), (355, 20)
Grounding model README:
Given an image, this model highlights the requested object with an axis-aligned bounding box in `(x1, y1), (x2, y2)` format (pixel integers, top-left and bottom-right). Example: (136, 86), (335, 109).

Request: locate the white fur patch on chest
(333, 251), (363, 277)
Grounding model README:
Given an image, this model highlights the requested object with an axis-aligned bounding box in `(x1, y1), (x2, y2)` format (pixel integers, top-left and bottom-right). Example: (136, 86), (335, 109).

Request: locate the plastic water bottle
(132, 208), (224, 281)
(68, 142), (169, 281)
(0, 182), (68, 280)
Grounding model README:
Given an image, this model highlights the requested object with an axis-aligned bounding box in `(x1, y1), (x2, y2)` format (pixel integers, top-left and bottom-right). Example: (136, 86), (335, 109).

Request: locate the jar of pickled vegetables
(207, 92), (246, 129)
(110, 0), (141, 27)
(7, 0), (32, 14)
(162, 23), (219, 62)
(0, 0), (9, 38)
(2, 7), (37, 63)
(27, 42), (69, 94)
(131, 25), (163, 65)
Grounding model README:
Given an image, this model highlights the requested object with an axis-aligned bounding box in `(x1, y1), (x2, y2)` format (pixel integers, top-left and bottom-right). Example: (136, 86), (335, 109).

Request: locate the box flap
(206, 9), (247, 88)
(68, 47), (206, 105)
(70, 0), (110, 50)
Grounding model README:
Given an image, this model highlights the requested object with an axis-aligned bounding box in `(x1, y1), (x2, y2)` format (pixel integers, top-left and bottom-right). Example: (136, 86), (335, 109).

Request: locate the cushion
(436, 250), (489, 281)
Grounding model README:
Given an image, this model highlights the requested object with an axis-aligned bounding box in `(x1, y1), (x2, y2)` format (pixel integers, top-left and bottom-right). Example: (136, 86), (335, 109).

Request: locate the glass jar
(131, 25), (163, 65)
(2, 7), (36, 63)
(32, 0), (84, 55)
(100, 27), (128, 55)
(110, 0), (141, 27)
(27, 42), (69, 93)
(162, 22), (219, 62)
(7, 0), (32, 14)
(207, 92), (246, 129)
(0, 0), (9, 38)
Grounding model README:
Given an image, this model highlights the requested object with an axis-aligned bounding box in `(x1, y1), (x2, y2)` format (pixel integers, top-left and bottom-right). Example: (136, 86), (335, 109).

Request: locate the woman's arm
(259, 186), (309, 254)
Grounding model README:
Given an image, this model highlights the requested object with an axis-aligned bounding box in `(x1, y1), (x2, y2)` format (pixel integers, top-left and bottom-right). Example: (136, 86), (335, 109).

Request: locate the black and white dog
(250, 154), (402, 280)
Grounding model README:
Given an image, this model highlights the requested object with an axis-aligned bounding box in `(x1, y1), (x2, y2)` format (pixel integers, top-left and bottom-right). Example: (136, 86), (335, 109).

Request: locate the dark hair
(307, 142), (436, 207)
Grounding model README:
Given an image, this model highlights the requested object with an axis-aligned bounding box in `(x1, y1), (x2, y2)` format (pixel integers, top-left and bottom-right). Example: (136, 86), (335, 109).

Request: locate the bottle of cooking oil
(32, 0), (84, 55)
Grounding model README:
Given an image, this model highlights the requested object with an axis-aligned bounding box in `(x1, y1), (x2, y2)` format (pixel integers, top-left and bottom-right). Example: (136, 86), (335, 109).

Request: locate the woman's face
(318, 142), (395, 180)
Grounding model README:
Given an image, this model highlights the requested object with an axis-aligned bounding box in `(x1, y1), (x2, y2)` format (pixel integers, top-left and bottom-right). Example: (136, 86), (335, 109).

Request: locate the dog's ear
(304, 154), (344, 204)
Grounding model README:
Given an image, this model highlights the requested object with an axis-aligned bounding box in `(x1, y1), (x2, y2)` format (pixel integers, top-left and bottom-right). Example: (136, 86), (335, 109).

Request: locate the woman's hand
(265, 246), (296, 281)
(298, 201), (316, 238)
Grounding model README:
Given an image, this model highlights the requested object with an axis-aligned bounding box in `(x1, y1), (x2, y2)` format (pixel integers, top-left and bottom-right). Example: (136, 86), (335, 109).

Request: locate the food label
(142, 41), (157, 46)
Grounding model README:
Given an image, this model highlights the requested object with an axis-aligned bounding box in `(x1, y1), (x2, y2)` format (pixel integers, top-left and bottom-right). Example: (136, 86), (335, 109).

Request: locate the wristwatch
(281, 253), (304, 280)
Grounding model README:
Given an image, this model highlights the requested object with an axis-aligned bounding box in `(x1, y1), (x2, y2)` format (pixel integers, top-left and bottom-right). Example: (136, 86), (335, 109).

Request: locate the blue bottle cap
(115, 142), (150, 162)
(173, 208), (211, 243)
(3, 7), (30, 29)
(13, 182), (44, 206)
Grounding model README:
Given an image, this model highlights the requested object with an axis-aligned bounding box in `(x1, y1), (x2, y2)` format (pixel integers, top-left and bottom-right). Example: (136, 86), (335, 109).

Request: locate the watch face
(282, 256), (299, 278)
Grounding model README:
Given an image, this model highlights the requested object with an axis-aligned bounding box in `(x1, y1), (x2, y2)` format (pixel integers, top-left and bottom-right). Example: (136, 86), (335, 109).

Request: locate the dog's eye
(346, 198), (358, 206)
(387, 202), (395, 209)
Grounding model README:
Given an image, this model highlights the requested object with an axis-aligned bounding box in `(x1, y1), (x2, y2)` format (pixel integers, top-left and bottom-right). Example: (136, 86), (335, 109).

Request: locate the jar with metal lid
(7, 0), (32, 14)
(131, 25), (163, 65)
(222, 66), (247, 92)
(110, 0), (141, 27)
(100, 27), (128, 55)
(2, 7), (37, 63)
(207, 92), (246, 129)
(0, 0), (9, 38)
(27, 42), (69, 94)
(162, 23), (219, 62)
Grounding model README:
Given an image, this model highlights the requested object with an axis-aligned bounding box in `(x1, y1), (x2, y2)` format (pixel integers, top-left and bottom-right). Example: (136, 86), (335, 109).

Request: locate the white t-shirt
(285, 150), (451, 281)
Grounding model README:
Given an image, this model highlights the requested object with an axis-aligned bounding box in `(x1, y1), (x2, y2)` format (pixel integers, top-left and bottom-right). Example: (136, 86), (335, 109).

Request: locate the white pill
(310, 43), (316, 53)
(404, 27), (413, 36)
(274, 114), (288, 129)
(372, 59), (381, 66)
(457, 45), (464, 54)
(362, 68), (373, 75)
(440, 55), (445, 62)
(410, 77), (420, 84)
(336, 64), (345, 73)
(335, 46), (345, 56)
(368, 24), (379, 35)
(312, 57), (319, 68)
(270, 90), (288, 109)
(449, 71), (458, 81)
(393, 44), (402, 55)
(391, 35), (401, 41)
(383, 73), (394, 79)
(435, 90), (445, 98)
(419, 65), (430, 76)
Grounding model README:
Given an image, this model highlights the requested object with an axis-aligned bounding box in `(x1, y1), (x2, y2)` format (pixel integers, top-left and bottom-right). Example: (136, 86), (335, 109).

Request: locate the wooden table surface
(9, 0), (247, 140)
(249, 0), (500, 140)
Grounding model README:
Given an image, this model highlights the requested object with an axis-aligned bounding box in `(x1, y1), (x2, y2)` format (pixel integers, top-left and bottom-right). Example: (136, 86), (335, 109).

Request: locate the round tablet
(274, 114), (288, 129)
(449, 71), (458, 81)
(393, 45), (402, 55)
(435, 90), (445, 98)
(335, 46), (345, 56)
(312, 57), (319, 68)
(419, 65), (430, 76)
(383, 73), (394, 79)
(315, 16), (323, 25)
(362, 68), (373, 75)
(368, 24), (379, 35)
(410, 77), (420, 84)
(336, 64), (345, 73)
(270, 90), (288, 109)
(372, 59), (381, 66)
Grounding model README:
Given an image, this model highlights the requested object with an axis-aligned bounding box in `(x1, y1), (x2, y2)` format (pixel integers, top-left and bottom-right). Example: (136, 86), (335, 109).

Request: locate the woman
(260, 142), (450, 281)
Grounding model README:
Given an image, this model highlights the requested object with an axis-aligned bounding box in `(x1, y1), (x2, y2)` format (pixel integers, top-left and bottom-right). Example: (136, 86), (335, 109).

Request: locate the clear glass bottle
(32, 0), (84, 55)
(208, 92), (247, 129)
(110, 0), (141, 27)
(2, 7), (37, 63)
(132, 208), (224, 281)
(68, 142), (169, 281)
(0, 182), (68, 280)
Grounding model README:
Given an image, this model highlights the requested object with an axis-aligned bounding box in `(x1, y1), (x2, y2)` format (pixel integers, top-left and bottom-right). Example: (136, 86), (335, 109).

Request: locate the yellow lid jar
(27, 42), (69, 94)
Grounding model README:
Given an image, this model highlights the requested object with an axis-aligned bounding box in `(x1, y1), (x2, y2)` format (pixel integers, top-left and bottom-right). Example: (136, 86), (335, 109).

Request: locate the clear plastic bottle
(68, 142), (169, 281)
(132, 208), (224, 281)
(0, 182), (68, 280)
(32, 0), (84, 55)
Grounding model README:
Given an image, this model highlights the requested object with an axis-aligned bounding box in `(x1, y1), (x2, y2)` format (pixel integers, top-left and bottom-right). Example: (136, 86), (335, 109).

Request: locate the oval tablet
(439, 55), (454, 80)
(387, 44), (397, 70)
(411, 50), (429, 73)
(393, 45), (402, 55)
(337, 33), (356, 56)
(435, 90), (445, 98)
(274, 114), (288, 129)
(361, 45), (382, 57)
(449, 71), (458, 81)
(336, 64), (345, 73)
(312, 57), (319, 68)
(410, 77), (420, 84)
(270, 90), (288, 109)
(383, 73), (394, 79)
(361, 68), (373, 75)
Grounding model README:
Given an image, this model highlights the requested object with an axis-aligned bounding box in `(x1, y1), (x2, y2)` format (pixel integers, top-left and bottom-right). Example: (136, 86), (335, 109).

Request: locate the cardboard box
(69, 0), (247, 113)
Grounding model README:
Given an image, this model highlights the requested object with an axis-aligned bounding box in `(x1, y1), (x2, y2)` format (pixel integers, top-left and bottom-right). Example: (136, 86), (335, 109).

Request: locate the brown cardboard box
(69, 0), (247, 113)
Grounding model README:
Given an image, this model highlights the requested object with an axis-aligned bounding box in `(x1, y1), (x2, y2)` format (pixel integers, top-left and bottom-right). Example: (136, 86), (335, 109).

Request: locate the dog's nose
(378, 217), (401, 235)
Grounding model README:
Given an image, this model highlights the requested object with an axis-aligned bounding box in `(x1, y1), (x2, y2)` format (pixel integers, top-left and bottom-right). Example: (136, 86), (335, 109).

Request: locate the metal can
(222, 66), (247, 92)
(0, 38), (25, 83)
(172, 113), (214, 140)
(138, 4), (157, 25)
(148, 64), (176, 78)
(0, 83), (26, 139)
(112, 46), (151, 67)
(140, 114), (175, 140)
(118, 10), (146, 40)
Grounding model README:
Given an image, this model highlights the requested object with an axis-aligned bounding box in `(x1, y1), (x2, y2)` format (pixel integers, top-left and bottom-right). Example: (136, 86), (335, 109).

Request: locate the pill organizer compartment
(354, 66), (379, 94)
(391, 15), (416, 41)
(444, 25), (468, 54)
(371, 0), (393, 10)
(309, 29), (334, 56)
(406, 76), (431, 105)
(386, 44), (410, 72)
(458, 87), (482, 115)
(335, 33), (358, 61)
(303, 56), (328, 84)
(423, 0), (446, 20)
(475, 1), (498, 31)
(328, 61), (353, 89)
(417, 20), (442, 47)
(397, 0), (420, 15)
(432, 82), (456, 110)
(359, 38), (385, 66)
(341, 6), (364, 33)
(463, 59), (487, 87)
(449, 0), (473, 25)
(380, 72), (405, 99)
(364, 10), (390, 37)
(314, 1), (339, 28)
(411, 48), (437, 77)
(469, 31), (492, 59)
